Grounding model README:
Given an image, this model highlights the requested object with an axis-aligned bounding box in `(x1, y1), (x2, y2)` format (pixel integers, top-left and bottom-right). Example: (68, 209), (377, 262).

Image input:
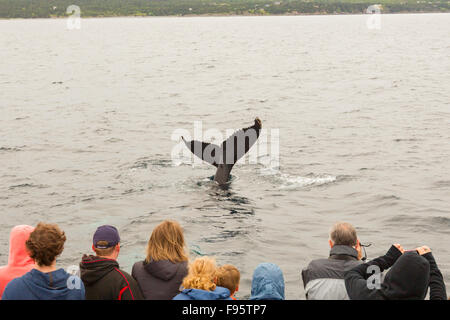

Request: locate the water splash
(259, 166), (336, 189)
(278, 174), (337, 189)
(195, 174), (238, 188)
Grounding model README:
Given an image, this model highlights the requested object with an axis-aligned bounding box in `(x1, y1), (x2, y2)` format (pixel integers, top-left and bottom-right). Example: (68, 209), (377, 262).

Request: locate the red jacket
(0, 225), (35, 299)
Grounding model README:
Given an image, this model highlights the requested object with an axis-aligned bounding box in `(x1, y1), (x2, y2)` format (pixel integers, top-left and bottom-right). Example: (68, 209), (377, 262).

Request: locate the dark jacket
(2, 268), (85, 300)
(302, 245), (362, 300)
(80, 255), (143, 300)
(132, 259), (188, 300)
(345, 245), (447, 300)
(173, 286), (232, 300)
(250, 263), (285, 300)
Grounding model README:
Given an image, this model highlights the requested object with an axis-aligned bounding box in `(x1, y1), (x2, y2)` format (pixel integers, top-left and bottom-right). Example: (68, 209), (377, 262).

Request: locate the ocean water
(0, 14), (449, 299)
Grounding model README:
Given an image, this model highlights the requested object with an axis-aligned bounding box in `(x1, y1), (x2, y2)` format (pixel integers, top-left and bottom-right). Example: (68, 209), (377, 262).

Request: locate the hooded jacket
(79, 255), (143, 300)
(172, 286), (232, 300)
(345, 245), (447, 300)
(0, 225), (35, 299)
(250, 263), (285, 300)
(132, 259), (188, 300)
(302, 245), (362, 300)
(2, 268), (85, 300)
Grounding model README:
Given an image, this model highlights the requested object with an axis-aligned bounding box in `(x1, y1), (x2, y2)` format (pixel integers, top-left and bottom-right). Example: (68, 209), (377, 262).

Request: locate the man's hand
(393, 243), (405, 254)
(355, 240), (363, 260)
(254, 117), (262, 129)
(415, 245), (431, 255)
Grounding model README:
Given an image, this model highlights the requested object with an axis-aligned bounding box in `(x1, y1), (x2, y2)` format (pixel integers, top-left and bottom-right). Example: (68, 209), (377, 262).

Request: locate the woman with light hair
(173, 256), (232, 300)
(132, 220), (189, 300)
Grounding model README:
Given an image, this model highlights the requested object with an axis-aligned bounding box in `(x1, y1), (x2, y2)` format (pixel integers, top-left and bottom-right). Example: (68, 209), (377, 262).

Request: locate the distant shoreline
(1, 11), (450, 20)
(2, 0), (449, 20)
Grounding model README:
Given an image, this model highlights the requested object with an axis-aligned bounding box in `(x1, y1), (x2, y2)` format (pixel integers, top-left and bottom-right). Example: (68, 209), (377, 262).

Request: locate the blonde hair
(182, 257), (217, 291)
(145, 220), (188, 264)
(216, 264), (240, 295)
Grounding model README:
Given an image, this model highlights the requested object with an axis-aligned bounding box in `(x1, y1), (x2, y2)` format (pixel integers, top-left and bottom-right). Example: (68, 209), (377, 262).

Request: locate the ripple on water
(201, 229), (249, 243)
(8, 183), (49, 190)
(373, 195), (401, 202)
(393, 138), (421, 142)
(129, 157), (173, 170)
(179, 175), (256, 215)
(193, 175), (239, 188)
(0, 146), (26, 152)
(122, 188), (146, 195)
(429, 215), (450, 223)
(432, 180), (450, 189)
(104, 137), (123, 143)
(383, 214), (450, 234)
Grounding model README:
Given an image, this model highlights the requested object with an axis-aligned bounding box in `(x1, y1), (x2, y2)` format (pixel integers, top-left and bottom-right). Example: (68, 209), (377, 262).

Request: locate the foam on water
(259, 166), (336, 189)
(278, 174), (337, 189)
(194, 174), (239, 188)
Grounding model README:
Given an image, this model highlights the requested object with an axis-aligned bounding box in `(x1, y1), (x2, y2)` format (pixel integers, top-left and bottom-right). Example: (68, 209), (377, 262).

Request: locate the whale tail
(182, 137), (220, 167)
(182, 117), (262, 173)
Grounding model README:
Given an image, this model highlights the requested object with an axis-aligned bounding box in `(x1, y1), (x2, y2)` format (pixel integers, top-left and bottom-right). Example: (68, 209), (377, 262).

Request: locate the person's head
(25, 222), (66, 267)
(92, 225), (120, 259)
(8, 225), (35, 266)
(250, 263), (285, 300)
(329, 222), (359, 249)
(216, 264), (240, 296)
(182, 257), (217, 291)
(145, 220), (188, 264)
(381, 251), (430, 300)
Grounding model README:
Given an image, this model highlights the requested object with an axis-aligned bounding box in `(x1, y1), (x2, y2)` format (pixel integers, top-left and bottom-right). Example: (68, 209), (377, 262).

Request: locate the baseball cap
(93, 225), (120, 248)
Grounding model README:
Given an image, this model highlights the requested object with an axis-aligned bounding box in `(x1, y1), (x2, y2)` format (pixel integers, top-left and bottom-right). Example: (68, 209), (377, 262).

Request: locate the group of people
(0, 221), (447, 300)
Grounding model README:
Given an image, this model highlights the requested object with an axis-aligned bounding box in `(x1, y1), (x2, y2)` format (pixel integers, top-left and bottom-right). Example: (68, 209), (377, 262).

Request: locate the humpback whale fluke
(182, 117), (262, 185)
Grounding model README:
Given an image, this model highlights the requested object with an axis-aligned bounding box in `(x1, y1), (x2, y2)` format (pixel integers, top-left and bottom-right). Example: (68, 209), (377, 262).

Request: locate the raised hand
(393, 243), (405, 254)
(415, 245), (432, 255)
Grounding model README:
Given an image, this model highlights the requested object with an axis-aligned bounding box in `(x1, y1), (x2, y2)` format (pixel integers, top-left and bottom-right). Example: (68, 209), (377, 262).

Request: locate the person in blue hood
(250, 263), (285, 300)
(2, 223), (85, 300)
(173, 257), (232, 300)
(173, 286), (232, 300)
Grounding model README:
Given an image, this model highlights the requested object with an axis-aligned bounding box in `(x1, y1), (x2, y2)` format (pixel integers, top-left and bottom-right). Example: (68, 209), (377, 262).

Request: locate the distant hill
(1, 0), (449, 18)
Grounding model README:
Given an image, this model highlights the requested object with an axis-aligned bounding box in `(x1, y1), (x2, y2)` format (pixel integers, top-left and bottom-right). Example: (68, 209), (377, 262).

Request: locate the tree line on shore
(0, 0), (449, 18)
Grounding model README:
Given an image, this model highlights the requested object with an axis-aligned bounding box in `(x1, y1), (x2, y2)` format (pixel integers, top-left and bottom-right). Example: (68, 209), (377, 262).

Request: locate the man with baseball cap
(79, 225), (143, 300)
